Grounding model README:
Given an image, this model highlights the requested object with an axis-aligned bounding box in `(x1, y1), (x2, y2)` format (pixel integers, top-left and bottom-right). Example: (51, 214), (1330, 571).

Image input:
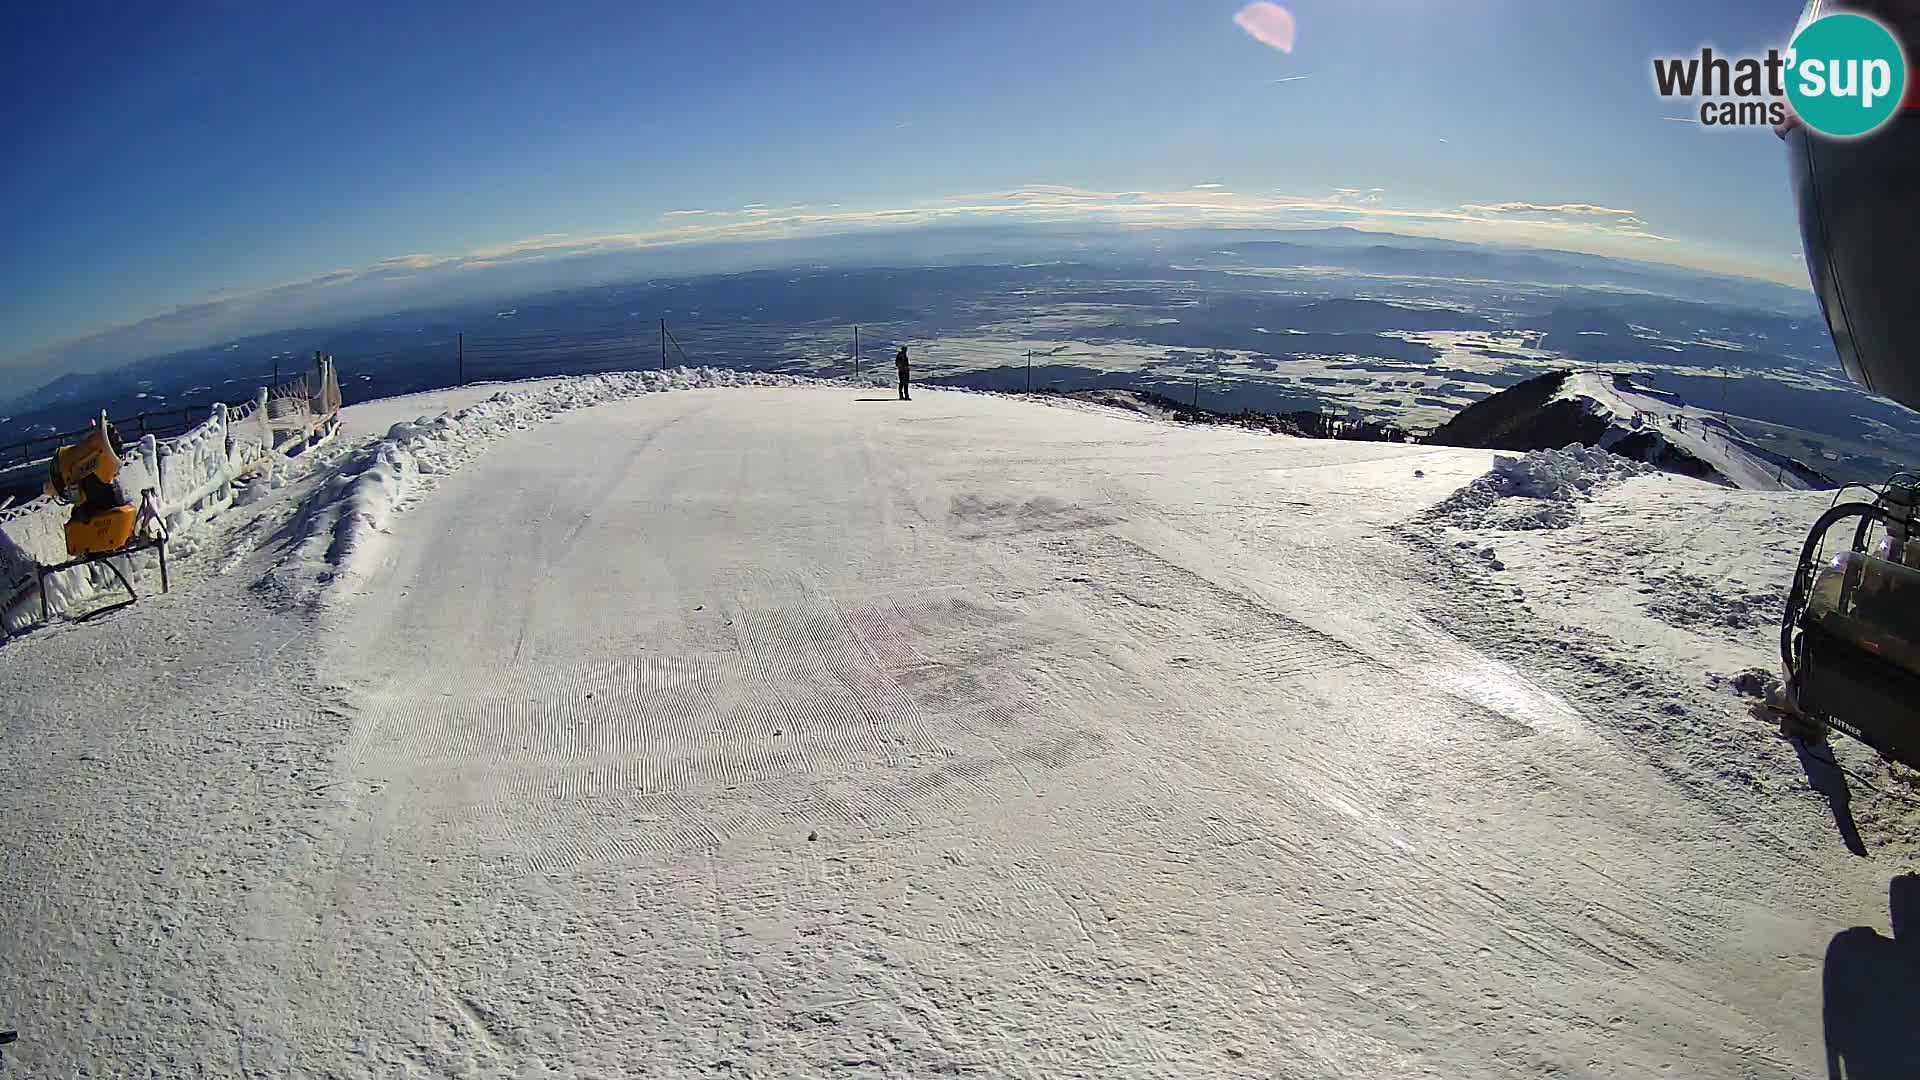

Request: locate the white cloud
(1461, 201), (1638, 217)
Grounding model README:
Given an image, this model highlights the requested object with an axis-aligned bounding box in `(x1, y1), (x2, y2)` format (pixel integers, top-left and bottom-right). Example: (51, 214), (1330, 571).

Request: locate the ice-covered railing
(226, 390), (273, 458)
(0, 435), (162, 633)
(260, 356), (341, 454)
(1, 358), (343, 635)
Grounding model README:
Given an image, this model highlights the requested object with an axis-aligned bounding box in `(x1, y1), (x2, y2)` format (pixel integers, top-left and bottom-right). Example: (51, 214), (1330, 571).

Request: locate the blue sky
(2, 0), (1815, 389)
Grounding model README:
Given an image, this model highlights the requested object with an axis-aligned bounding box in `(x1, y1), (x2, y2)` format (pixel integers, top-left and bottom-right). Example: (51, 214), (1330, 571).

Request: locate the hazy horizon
(0, 219), (1817, 407)
(5, 1), (1818, 395)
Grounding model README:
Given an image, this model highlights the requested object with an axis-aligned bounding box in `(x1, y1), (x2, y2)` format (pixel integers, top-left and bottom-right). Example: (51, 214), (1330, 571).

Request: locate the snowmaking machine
(35, 412), (168, 618)
(46, 416), (139, 555)
(1775, 1), (1920, 768)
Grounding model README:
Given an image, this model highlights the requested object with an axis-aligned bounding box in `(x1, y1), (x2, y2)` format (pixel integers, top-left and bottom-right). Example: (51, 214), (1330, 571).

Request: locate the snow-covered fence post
(153, 441), (170, 504)
(255, 387), (272, 454)
(141, 433), (160, 496)
(210, 403), (228, 471)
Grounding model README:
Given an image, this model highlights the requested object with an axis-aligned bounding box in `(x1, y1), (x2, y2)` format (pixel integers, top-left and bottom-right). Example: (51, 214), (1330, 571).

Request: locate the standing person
(895, 346), (912, 401)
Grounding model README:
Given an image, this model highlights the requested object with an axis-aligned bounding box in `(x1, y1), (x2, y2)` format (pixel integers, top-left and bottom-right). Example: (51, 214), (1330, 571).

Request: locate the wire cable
(1791, 736), (1920, 805)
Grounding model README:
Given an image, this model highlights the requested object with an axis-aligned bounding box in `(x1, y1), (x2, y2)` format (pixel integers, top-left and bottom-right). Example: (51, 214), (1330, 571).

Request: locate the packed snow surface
(1, 375), (1913, 1077)
(264, 368), (820, 605)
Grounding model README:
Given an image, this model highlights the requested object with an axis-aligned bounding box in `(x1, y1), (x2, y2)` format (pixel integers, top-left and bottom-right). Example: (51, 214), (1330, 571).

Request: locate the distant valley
(7, 227), (1917, 487)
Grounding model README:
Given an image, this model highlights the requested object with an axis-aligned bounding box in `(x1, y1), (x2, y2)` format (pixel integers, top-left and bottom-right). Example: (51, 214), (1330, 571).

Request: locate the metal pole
(1192, 377), (1200, 412)
(1026, 350), (1033, 393)
(660, 318), (668, 371)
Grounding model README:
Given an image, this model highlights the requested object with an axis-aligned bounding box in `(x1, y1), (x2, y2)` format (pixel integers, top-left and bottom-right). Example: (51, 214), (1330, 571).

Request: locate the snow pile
(236, 453), (313, 509)
(1709, 666), (1782, 700)
(261, 367), (822, 605)
(1492, 443), (1652, 500)
(232, 431), (354, 513)
(1425, 444), (1653, 530)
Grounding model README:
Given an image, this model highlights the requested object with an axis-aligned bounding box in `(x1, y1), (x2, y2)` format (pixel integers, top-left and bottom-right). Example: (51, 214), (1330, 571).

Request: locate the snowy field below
(2, 380), (1914, 1077)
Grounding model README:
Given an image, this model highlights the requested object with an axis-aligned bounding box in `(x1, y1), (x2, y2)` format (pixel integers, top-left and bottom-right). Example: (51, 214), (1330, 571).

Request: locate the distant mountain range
(1, 225), (1816, 414)
(7, 224), (1909, 493)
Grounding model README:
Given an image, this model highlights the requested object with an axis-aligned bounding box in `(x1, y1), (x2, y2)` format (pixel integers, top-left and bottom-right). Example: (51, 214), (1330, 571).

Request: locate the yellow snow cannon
(44, 415), (138, 557)
(31, 411), (169, 621)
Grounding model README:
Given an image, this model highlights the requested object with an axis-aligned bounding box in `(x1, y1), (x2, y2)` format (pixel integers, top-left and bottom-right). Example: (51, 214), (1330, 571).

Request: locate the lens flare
(1233, 2), (1297, 54)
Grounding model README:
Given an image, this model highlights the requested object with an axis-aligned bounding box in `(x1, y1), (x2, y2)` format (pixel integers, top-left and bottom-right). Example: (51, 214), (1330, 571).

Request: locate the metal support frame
(35, 490), (170, 622)
(37, 535), (169, 622)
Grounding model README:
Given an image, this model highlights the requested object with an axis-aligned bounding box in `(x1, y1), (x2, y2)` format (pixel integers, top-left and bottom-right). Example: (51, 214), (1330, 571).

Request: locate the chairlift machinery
(1775, 0), (1920, 768)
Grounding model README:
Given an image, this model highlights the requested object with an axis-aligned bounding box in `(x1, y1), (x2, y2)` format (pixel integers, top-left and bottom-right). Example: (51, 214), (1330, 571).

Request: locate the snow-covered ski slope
(1552, 371), (1823, 491)
(2, 376), (1914, 1077)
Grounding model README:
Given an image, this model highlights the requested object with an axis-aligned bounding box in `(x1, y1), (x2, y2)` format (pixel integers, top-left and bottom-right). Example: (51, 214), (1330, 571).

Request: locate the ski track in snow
(1, 378), (1913, 1077)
